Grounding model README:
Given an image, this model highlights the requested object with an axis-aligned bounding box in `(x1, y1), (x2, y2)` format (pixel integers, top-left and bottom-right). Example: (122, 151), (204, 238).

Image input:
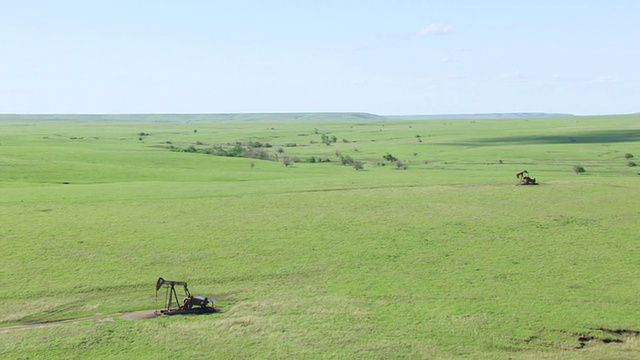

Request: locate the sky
(0, 1), (638, 115)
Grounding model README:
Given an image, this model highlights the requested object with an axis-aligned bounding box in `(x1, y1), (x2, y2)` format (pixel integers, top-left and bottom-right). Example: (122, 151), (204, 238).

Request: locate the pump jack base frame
(157, 307), (218, 316)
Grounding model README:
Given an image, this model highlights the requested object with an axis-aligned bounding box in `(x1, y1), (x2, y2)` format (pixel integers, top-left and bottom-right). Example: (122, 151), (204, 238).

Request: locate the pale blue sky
(0, 1), (637, 115)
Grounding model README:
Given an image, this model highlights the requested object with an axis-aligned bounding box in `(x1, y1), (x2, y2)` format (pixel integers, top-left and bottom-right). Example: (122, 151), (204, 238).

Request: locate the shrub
(340, 155), (355, 166)
(352, 161), (364, 170)
(226, 144), (245, 157)
(248, 149), (269, 160)
(395, 160), (407, 170)
(628, 161), (637, 167)
(383, 153), (397, 162)
(624, 153), (634, 159)
(573, 165), (586, 174)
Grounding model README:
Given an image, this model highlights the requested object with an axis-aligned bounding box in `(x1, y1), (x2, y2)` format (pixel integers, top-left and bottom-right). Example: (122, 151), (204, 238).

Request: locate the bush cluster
(320, 133), (338, 145)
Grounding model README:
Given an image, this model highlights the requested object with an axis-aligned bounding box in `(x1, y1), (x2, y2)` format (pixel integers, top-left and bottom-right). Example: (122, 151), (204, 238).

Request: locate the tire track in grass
(0, 310), (159, 332)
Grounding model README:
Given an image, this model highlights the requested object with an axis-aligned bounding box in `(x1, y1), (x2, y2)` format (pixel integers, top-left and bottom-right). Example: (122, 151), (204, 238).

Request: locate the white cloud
(441, 56), (460, 63)
(551, 75), (586, 83)
(418, 23), (453, 36)
(498, 71), (527, 81)
(551, 75), (618, 85)
(589, 76), (618, 84)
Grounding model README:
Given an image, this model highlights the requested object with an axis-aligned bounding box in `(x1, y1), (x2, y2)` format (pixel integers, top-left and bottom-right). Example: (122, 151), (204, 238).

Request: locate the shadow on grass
(451, 129), (640, 145)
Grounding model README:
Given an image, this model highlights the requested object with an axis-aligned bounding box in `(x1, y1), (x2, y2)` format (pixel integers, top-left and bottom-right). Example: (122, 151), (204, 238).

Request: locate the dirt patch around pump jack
(119, 310), (160, 320)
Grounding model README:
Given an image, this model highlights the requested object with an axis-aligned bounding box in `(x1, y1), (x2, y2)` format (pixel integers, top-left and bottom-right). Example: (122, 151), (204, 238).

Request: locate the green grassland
(1, 113), (639, 359)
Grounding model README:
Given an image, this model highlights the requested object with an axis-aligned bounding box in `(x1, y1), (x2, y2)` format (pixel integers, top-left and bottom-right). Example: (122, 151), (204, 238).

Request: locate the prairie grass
(1, 113), (639, 358)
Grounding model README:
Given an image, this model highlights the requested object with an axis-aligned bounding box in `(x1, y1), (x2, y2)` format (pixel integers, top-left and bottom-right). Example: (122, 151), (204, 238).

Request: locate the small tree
(352, 161), (364, 170)
(340, 155), (355, 166)
(383, 153), (397, 162)
(395, 160), (407, 170)
(283, 155), (292, 167)
(573, 165), (586, 174)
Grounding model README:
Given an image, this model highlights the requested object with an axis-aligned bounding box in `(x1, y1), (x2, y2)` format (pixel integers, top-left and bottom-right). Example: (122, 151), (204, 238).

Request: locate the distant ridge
(0, 112), (588, 122)
(386, 113), (574, 120)
(0, 112), (385, 122)
(210, 112), (386, 121)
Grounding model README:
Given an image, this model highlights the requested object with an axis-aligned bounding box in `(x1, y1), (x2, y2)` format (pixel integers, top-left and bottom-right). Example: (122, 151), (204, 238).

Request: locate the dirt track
(118, 310), (159, 320)
(0, 310), (159, 332)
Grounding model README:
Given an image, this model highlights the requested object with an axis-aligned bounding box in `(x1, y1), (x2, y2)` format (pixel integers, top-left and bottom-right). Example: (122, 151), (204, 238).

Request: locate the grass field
(1, 113), (639, 359)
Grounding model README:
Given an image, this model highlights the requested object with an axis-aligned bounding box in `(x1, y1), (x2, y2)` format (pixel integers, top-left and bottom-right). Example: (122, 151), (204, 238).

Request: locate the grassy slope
(1, 114), (639, 359)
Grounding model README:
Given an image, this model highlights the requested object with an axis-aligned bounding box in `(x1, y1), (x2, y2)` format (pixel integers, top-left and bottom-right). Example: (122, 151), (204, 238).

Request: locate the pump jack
(516, 170), (538, 185)
(155, 277), (217, 315)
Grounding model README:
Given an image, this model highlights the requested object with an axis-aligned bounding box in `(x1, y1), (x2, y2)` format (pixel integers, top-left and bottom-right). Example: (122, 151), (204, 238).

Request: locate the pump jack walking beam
(156, 277), (191, 310)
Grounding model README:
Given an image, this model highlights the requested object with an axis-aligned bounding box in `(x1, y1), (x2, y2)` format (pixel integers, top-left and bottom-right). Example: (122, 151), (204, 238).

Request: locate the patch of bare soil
(574, 328), (640, 349)
(119, 310), (159, 320)
(599, 328), (640, 336)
